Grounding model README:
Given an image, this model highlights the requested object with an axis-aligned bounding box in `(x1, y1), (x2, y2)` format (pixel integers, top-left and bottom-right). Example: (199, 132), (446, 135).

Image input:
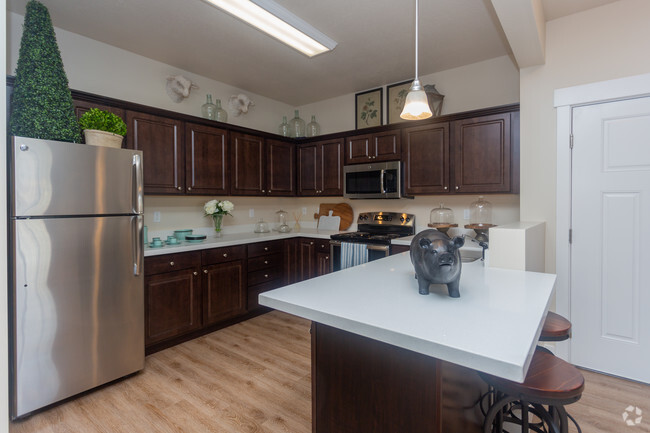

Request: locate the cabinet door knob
(268, 190), (271, 193)
(264, 274), (269, 278)
(455, 186), (459, 190)
(262, 189), (266, 193)
(204, 269), (208, 274)
(193, 271), (198, 276)
(264, 247), (269, 251)
(444, 186), (448, 190)
(223, 253), (228, 257)
(325, 256), (329, 260)
(187, 187), (192, 191)
(170, 261), (175, 266)
(264, 260), (269, 264)
(310, 242), (314, 245)
(177, 186), (182, 191)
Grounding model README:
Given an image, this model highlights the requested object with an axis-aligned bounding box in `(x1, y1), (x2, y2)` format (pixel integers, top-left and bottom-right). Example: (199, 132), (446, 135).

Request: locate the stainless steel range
(330, 211), (415, 271)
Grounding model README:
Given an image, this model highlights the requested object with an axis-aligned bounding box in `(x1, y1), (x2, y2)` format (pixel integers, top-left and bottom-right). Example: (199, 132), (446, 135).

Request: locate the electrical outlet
(153, 211), (161, 223)
(302, 207), (307, 216)
(249, 208), (255, 218)
(463, 209), (470, 220)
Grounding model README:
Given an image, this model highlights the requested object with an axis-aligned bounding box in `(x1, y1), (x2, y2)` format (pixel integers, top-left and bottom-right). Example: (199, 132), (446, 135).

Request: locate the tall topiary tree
(9, 0), (81, 143)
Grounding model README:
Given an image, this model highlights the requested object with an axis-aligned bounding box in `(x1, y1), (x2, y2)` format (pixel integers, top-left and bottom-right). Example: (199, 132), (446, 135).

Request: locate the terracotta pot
(83, 129), (124, 148)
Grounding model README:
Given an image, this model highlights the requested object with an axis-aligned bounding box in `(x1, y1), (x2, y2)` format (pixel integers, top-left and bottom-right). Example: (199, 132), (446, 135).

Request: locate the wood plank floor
(10, 311), (650, 432)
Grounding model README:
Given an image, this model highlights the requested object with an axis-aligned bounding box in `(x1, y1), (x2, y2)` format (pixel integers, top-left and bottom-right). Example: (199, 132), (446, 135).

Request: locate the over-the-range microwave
(343, 160), (402, 199)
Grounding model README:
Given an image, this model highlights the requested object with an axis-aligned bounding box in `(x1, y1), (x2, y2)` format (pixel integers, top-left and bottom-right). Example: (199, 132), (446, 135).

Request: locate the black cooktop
(330, 212), (415, 245)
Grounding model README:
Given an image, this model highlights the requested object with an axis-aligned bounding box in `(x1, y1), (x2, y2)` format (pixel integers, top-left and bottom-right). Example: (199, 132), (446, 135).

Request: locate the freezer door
(11, 137), (143, 217)
(12, 216), (144, 418)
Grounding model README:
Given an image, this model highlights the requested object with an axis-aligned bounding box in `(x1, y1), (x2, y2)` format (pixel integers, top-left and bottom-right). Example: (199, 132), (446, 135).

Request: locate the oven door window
(346, 170), (382, 194)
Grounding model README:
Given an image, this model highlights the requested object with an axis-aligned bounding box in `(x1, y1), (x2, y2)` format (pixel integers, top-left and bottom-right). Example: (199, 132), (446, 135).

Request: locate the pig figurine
(410, 230), (465, 298)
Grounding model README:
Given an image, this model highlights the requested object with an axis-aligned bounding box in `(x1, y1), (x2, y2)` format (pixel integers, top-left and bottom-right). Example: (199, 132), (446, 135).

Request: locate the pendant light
(400, 0), (432, 120)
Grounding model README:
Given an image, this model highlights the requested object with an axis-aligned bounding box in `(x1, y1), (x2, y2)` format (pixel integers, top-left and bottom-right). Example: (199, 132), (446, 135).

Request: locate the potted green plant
(79, 108), (127, 148)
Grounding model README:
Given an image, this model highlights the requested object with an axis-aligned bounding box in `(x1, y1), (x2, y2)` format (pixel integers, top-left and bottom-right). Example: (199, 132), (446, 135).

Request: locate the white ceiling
(6, 0), (619, 106)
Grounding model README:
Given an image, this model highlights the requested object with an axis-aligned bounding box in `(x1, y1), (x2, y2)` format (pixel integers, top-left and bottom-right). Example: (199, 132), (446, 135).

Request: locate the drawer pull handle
(193, 271), (198, 276)
(264, 247), (269, 251)
(204, 269), (208, 274)
(170, 261), (175, 266)
(264, 274), (269, 278)
(455, 186), (459, 190)
(264, 260), (268, 264)
(223, 253), (228, 257)
(310, 242), (314, 245)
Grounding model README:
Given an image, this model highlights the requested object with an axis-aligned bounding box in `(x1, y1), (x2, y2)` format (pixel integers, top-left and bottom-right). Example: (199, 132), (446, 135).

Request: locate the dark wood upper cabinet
(230, 132), (265, 196)
(345, 130), (401, 164)
(298, 138), (343, 196)
(267, 139), (295, 196)
(320, 139), (344, 195)
(185, 122), (229, 196)
(126, 111), (184, 194)
(297, 144), (318, 196)
(402, 122), (450, 195)
(452, 113), (511, 193)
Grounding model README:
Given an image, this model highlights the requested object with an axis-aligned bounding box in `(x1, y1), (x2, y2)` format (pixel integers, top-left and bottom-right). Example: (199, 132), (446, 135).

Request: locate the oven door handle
(367, 244), (390, 252)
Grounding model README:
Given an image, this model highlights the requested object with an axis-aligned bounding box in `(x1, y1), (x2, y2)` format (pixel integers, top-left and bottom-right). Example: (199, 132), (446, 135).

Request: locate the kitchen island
(260, 252), (556, 433)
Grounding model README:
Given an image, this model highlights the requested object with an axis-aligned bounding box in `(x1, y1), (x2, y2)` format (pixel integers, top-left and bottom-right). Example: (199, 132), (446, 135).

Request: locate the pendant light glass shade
(400, 80), (432, 120)
(400, 0), (432, 121)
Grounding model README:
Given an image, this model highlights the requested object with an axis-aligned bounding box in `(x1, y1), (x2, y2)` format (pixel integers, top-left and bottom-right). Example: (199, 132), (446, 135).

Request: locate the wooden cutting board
(313, 203), (354, 231)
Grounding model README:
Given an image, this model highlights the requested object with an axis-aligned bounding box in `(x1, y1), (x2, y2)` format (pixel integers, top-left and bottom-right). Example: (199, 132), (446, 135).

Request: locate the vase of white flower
(204, 199), (234, 237)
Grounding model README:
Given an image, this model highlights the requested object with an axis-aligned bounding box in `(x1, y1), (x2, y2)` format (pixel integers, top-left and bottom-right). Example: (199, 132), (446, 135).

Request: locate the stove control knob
(400, 217), (405, 222)
(406, 217), (410, 223)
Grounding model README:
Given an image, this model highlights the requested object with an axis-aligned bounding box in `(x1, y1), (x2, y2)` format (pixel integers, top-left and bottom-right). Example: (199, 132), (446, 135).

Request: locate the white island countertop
(260, 253), (556, 382)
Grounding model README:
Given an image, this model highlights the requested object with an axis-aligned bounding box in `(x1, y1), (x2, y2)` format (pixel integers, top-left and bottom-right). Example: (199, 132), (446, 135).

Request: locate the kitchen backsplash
(144, 195), (520, 235)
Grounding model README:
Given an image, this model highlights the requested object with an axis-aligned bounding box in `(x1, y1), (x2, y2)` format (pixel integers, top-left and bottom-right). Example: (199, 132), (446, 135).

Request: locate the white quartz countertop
(259, 253), (556, 382)
(144, 228), (339, 257)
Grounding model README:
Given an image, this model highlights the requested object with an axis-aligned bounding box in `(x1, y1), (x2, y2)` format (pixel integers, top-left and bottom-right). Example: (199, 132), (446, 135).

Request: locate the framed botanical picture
(387, 80), (412, 124)
(355, 87), (383, 129)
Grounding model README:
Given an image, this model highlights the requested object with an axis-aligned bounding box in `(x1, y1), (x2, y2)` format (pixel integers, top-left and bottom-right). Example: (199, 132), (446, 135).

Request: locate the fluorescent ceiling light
(203, 0), (337, 57)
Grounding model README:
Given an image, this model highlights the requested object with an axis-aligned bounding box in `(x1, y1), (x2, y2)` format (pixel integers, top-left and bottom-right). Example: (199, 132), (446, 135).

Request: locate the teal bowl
(173, 229), (193, 241)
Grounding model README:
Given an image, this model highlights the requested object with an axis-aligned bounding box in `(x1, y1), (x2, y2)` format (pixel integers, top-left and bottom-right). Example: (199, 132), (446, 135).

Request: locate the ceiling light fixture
(400, 0), (432, 120)
(203, 0), (337, 57)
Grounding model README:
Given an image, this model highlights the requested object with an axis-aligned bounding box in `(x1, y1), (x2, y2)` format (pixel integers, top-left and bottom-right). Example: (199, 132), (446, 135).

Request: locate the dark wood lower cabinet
(144, 264), (201, 347)
(202, 260), (246, 326)
(311, 322), (484, 433)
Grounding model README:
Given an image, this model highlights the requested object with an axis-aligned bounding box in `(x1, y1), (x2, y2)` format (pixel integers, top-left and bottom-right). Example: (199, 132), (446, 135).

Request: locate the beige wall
(297, 55), (520, 134)
(6, 12), (294, 134)
(519, 0), (650, 272)
(144, 194), (520, 237)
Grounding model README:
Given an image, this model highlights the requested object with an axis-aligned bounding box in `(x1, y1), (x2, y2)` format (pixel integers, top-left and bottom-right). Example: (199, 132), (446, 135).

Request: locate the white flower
(221, 200), (234, 213)
(204, 199), (218, 215)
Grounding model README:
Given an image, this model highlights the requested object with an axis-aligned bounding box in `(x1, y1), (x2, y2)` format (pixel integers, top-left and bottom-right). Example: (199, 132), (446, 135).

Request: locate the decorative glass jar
(430, 203), (454, 225)
(201, 94), (216, 120)
(278, 116), (290, 137)
(306, 115), (320, 137)
(215, 99), (228, 123)
(469, 196), (492, 225)
(289, 110), (305, 138)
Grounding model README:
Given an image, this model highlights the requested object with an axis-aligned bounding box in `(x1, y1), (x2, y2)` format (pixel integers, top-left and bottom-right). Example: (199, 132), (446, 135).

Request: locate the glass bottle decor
(215, 99), (228, 123)
(289, 110), (305, 138)
(306, 115), (320, 137)
(278, 116), (290, 137)
(201, 94), (217, 120)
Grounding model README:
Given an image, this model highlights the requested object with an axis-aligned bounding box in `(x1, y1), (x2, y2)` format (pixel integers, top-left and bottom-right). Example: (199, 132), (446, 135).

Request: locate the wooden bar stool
(539, 312), (571, 342)
(481, 347), (584, 433)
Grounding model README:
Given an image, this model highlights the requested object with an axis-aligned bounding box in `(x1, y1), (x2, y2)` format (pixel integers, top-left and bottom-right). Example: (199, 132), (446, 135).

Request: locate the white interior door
(570, 96), (650, 383)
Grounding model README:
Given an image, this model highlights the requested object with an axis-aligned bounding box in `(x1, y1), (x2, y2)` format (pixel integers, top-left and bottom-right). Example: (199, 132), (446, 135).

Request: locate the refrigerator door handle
(133, 215), (143, 276)
(132, 154), (144, 214)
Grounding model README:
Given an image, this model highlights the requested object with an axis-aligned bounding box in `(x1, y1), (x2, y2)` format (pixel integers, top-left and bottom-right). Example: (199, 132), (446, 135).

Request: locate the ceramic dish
(185, 234), (206, 241)
(185, 239), (205, 244)
(165, 240), (181, 245)
(149, 242), (164, 248)
(173, 229), (193, 240)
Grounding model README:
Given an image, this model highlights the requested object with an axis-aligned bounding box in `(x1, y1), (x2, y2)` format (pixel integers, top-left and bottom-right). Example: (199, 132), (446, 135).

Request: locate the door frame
(554, 72), (650, 361)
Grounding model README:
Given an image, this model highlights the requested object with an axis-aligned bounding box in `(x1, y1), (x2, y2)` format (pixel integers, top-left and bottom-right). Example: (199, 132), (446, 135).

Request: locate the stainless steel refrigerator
(9, 136), (145, 419)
